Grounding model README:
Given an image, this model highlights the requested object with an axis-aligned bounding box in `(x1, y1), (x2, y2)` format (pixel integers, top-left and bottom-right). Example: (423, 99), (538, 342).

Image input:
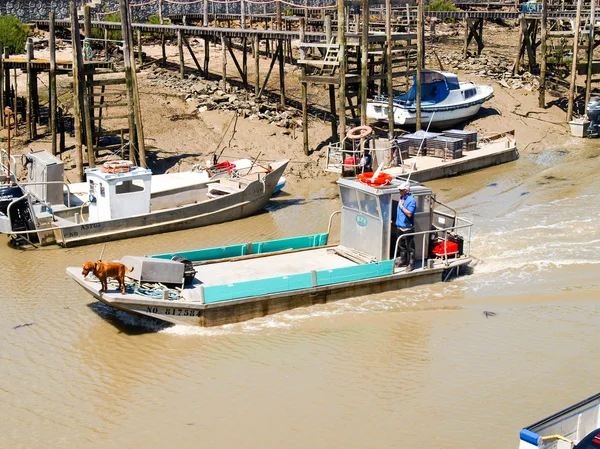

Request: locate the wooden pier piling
(50, 12), (57, 155)
(567, 0), (584, 121)
(70, 0), (84, 181)
(538, 0), (547, 108)
(0, 45), (4, 129)
(120, 0), (146, 167)
(416, 0), (423, 130)
(585, 0), (597, 109)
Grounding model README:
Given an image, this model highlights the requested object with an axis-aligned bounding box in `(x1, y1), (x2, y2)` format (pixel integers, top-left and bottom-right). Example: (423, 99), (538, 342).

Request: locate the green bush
(424, 0), (458, 12)
(283, 6), (293, 16)
(147, 15), (174, 39)
(91, 12), (122, 41)
(0, 15), (29, 54)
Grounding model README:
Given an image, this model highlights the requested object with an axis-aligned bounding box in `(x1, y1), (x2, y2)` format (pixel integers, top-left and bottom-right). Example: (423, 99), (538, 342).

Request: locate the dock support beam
(567, 0), (584, 121)
(70, 0), (84, 181)
(300, 19), (309, 155)
(178, 29), (185, 79)
(337, 0), (347, 136)
(416, 0), (423, 130)
(50, 12), (58, 155)
(463, 17), (485, 58)
(119, 0), (146, 167)
(538, 0), (547, 108)
(386, 0), (394, 138)
(585, 0), (597, 109)
(0, 45), (4, 129)
(360, 0), (369, 126)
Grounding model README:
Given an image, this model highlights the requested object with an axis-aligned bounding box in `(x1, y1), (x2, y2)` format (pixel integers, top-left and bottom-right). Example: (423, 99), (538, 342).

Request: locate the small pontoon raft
(67, 176), (474, 327)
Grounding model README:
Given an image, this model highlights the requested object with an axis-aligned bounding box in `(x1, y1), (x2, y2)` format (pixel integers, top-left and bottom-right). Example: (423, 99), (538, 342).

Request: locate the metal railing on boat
(392, 216), (473, 269)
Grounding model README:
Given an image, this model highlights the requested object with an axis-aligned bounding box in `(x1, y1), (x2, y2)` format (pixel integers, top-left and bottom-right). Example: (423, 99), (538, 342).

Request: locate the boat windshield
(395, 72), (451, 105)
(421, 72), (446, 84)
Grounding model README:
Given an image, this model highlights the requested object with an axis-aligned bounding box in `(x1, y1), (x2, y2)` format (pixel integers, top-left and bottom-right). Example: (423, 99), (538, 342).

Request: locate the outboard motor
(0, 185), (25, 216)
(587, 96), (600, 138)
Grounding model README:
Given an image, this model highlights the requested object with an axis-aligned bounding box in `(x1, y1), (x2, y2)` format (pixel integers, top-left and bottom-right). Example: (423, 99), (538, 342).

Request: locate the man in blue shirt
(395, 182), (417, 272)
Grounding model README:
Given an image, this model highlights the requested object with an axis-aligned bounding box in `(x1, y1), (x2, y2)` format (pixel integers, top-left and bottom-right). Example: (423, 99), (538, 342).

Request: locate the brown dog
(82, 261), (134, 295)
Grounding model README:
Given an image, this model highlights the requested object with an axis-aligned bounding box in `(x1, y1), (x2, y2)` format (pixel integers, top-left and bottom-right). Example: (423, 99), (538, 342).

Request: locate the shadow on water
(88, 302), (173, 335)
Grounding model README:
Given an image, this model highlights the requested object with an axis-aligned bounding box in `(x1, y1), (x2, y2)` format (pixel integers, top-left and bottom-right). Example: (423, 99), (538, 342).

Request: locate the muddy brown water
(2, 139), (600, 449)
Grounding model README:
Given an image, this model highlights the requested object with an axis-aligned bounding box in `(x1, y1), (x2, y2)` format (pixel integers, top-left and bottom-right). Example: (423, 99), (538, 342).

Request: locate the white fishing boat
(67, 174), (474, 327)
(367, 70), (494, 128)
(0, 150), (288, 248)
(519, 392), (600, 449)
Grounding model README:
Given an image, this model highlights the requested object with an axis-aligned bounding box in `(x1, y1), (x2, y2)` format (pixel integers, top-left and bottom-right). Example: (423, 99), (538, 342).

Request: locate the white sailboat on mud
(367, 70), (494, 128)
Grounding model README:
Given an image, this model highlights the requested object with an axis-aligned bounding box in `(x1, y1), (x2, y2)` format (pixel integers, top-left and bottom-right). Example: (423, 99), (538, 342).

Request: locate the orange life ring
(346, 125), (373, 141)
(101, 160), (134, 174)
(357, 172), (393, 188)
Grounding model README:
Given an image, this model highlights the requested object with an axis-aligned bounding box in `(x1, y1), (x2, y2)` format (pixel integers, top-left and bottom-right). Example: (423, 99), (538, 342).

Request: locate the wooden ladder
(88, 74), (130, 159)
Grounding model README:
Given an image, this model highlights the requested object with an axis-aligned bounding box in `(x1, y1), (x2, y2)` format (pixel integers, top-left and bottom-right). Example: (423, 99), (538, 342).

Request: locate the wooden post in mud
(538, 0), (548, 108)
(300, 19), (309, 155)
(104, 28), (109, 61)
(513, 14), (525, 74)
(3, 48), (9, 114)
(58, 107), (65, 155)
(254, 34), (260, 95)
(221, 35), (228, 91)
(337, 0), (347, 136)
(360, 0), (369, 126)
(567, 0), (584, 122)
(73, 12), (94, 167)
(25, 39), (33, 140)
(0, 45), (4, 129)
(241, 0), (246, 29)
(278, 39), (285, 106)
(324, 15), (338, 141)
(178, 29), (185, 79)
(204, 36), (210, 76)
(13, 69), (18, 136)
(585, 0), (596, 109)
(416, 0), (423, 130)
(276, 1), (282, 31)
(84, 6), (92, 40)
(137, 29), (143, 65)
(50, 12), (58, 155)
(70, 0), (84, 181)
(159, 0), (166, 67)
(120, 0), (146, 167)
(386, 0), (394, 138)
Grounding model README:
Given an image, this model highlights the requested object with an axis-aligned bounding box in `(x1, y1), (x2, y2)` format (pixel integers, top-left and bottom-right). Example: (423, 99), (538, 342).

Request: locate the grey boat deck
(195, 247), (357, 287)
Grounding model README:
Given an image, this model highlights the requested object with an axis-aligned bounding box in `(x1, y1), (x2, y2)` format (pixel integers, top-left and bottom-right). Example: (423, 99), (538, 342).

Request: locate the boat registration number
(145, 307), (201, 317)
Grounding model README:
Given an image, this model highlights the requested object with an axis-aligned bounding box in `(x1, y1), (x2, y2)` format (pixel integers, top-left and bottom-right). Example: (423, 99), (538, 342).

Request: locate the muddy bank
(0, 23), (577, 186)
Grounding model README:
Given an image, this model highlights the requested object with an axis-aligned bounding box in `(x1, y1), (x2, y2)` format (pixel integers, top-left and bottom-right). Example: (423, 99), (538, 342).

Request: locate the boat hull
(31, 161), (288, 247)
(66, 257), (470, 327)
(367, 85), (494, 128)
